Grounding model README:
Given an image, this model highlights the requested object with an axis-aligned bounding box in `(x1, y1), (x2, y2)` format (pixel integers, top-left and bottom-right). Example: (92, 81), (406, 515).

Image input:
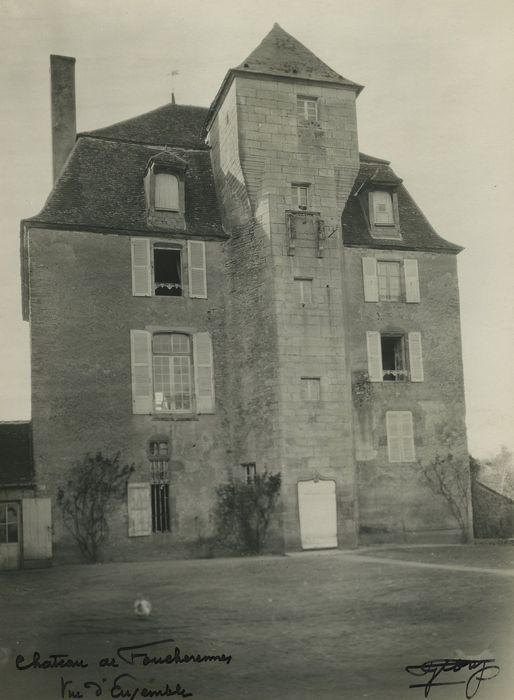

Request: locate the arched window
(372, 191), (394, 225)
(155, 172), (179, 211)
(152, 333), (192, 412)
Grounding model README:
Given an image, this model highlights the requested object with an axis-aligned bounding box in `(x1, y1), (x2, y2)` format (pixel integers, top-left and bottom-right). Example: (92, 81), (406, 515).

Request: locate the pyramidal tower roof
(236, 23), (362, 91)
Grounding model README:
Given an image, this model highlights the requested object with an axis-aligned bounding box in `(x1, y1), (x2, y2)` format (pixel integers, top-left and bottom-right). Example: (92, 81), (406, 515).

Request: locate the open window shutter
(130, 330), (153, 414)
(400, 412), (416, 462)
(188, 241), (207, 298)
(408, 332), (424, 382)
(131, 238), (152, 296)
(386, 412), (402, 462)
(127, 483), (152, 536)
(404, 259), (420, 303)
(193, 332), (215, 413)
(366, 331), (383, 382)
(362, 257), (378, 302)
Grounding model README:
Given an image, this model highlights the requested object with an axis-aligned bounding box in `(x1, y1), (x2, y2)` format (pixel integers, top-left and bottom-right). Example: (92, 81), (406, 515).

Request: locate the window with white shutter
(188, 241), (207, 298)
(193, 332), (215, 413)
(131, 238), (152, 296)
(404, 259), (420, 303)
(130, 330), (153, 414)
(155, 173), (179, 211)
(386, 411), (415, 462)
(362, 257), (379, 302)
(366, 331), (383, 382)
(127, 483), (152, 536)
(408, 332), (424, 382)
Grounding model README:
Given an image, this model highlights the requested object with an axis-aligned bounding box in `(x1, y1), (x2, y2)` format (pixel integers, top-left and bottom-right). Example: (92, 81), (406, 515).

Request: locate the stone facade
(21, 24), (472, 564)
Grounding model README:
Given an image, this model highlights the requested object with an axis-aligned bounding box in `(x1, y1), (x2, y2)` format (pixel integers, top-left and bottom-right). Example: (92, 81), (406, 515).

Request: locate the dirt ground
(1, 545), (513, 700)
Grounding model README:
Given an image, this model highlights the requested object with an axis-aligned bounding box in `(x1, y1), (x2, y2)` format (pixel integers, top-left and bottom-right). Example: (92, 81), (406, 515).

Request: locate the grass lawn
(1, 546), (513, 700)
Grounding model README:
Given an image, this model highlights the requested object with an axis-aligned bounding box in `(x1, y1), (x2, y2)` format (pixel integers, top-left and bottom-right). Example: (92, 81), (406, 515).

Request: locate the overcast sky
(0, 0), (512, 459)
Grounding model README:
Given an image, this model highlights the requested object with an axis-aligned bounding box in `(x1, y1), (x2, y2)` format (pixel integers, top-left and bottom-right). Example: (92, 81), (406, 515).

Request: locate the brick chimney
(50, 55), (76, 183)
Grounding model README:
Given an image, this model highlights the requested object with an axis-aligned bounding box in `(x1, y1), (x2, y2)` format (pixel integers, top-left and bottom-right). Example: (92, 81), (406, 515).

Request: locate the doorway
(297, 479), (337, 549)
(0, 502), (21, 570)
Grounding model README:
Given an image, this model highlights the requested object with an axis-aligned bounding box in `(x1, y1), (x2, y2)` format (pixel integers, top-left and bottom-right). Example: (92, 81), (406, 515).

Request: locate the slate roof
(26, 137), (225, 239)
(80, 103), (209, 150)
(236, 23), (363, 91)
(342, 159), (462, 253)
(0, 422), (34, 487)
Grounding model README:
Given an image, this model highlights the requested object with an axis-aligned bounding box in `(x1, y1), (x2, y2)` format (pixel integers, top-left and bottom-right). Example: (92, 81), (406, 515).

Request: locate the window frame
(241, 462), (257, 484)
(377, 260), (403, 302)
(380, 333), (408, 382)
(152, 332), (194, 415)
(367, 189), (401, 239)
(153, 243), (183, 297)
(291, 183), (310, 211)
(296, 96), (319, 124)
(301, 377), (321, 402)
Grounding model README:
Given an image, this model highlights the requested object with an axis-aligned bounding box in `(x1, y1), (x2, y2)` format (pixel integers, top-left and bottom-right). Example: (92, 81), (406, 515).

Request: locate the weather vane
(168, 69), (179, 104)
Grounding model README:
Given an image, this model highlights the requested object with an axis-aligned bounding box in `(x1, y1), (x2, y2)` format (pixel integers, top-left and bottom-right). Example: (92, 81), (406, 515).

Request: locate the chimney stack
(50, 55), (76, 183)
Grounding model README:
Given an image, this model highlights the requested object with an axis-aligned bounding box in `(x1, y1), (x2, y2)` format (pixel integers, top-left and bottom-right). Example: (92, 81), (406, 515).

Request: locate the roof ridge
(76, 134), (210, 151)
(81, 102), (209, 136)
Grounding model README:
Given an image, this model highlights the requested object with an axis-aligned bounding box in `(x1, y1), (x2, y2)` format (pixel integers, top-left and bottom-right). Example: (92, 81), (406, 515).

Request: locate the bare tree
(57, 452), (134, 562)
(418, 453), (472, 543)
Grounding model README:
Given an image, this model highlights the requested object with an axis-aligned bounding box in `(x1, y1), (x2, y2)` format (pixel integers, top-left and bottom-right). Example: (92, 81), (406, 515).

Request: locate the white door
(22, 498), (52, 563)
(298, 480), (338, 549)
(0, 502), (21, 570)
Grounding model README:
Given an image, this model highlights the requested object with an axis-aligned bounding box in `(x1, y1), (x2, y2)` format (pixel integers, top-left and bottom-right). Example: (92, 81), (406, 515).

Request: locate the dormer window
(155, 173), (179, 211)
(372, 191), (394, 225)
(144, 151), (187, 230)
(292, 184), (309, 210)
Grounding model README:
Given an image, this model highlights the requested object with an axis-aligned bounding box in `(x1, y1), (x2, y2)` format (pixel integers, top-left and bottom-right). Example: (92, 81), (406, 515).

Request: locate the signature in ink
(405, 658), (500, 698)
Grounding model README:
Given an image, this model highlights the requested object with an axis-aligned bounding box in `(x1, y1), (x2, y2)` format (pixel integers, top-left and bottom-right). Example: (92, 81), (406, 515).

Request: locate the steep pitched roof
(26, 137), (225, 239)
(0, 422), (34, 487)
(80, 103), (209, 149)
(341, 158), (463, 253)
(236, 23), (362, 91)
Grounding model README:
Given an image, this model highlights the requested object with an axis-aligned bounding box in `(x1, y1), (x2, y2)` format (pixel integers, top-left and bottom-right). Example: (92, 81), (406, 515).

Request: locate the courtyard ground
(1, 544), (513, 700)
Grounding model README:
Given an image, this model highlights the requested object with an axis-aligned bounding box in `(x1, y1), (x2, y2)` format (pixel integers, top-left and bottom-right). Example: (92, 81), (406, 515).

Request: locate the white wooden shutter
(155, 173), (179, 210)
(127, 483), (152, 536)
(404, 259), (420, 303)
(130, 330), (153, 414)
(131, 238), (152, 296)
(386, 411), (415, 462)
(193, 332), (215, 413)
(188, 240), (207, 298)
(366, 331), (383, 382)
(362, 257), (378, 302)
(400, 412), (416, 462)
(386, 412), (402, 462)
(22, 498), (52, 561)
(408, 332), (424, 382)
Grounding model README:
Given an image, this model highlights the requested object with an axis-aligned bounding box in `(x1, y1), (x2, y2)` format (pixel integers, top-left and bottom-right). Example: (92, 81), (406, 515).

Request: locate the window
(0, 503), (19, 544)
(386, 411), (415, 462)
(377, 261), (401, 301)
(301, 377), (321, 401)
(292, 184), (309, 210)
(130, 330), (215, 415)
(366, 331), (424, 383)
(297, 97), (318, 123)
(294, 277), (313, 305)
(148, 438), (171, 533)
(241, 462), (256, 484)
(155, 173), (179, 211)
(381, 335), (407, 382)
(362, 257), (420, 303)
(154, 245), (182, 296)
(152, 333), (192, 413)
(372, 191), (394, 225)
(131, 238), (207, 298)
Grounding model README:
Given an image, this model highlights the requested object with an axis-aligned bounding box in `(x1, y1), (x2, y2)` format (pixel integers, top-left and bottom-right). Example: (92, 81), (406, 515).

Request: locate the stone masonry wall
(29, 227), (231, 562)
(343, 246), (472, 543)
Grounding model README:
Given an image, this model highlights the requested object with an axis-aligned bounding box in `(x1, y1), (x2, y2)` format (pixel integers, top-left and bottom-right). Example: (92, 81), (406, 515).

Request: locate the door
(0, 502), (21, 570)
(22, 498), (52, 564)
(298, 480), (337, 549)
